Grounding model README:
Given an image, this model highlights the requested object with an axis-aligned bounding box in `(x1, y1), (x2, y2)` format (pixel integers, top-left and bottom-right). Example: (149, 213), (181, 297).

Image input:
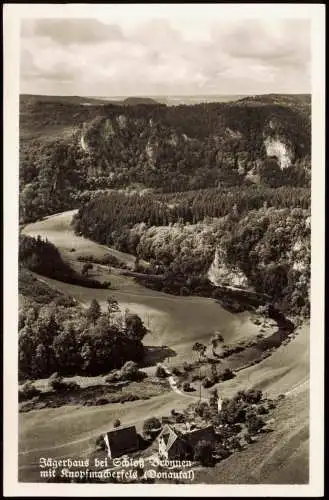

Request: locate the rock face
(264, 137), (293, 170)
(80, 134), (88, 152)
(207, 248), (249, 288)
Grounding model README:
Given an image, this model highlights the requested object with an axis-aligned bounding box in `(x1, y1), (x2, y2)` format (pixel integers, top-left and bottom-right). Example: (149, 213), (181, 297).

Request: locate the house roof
(158, 423), (215, 452)
(184, 425), (216, 447)
(104, 425), (138, 457)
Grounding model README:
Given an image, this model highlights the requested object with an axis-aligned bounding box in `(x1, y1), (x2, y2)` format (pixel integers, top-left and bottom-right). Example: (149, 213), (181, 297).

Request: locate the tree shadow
(214, 298), (249, 313)
(142, 345), (177, 367)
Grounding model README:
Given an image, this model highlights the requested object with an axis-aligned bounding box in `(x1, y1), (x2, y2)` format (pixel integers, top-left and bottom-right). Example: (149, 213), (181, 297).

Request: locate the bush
(105, 371), (120, 383)
(257, 404), (269, 415)
(173, 411), (185, 423)
(194, 440), (215, 466)
(113, 419), (121, 428)
(49, 374), (79, 392)
(202, 376), (214, 388)
(195, 402), (211, 419)
(95, 397), (110, 406)
(220, 368), (235, 381)
(155, 365), (168, 378)
(183, 362), (193, 372)
(105, 363), (147, 383)
(143, 417), (162, 439)
(19, 381), (41, 402)
(182, 382), (194, 392)
(53, 295), (76, 307)
(214, 443), (231, 461)
(172, 367), (181, 376)
(246, 412), (265, 434)
(244, 389), (262, 404)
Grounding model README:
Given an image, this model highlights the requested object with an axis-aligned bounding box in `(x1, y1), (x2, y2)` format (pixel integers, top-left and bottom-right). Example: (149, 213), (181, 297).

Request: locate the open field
(19, 210), (309, 483)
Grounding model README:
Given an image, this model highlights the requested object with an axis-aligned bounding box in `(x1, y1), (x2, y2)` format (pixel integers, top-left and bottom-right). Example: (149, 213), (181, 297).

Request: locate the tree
(120, 360), (146, 381)
(155, 364), (167, 378)
(82, 262), (93, 276)
(106, 296), (120, 320)
(124, 313), (148, 341)
(143, 417), (162, 439)
(209, 388), (219, 408)
(192, 342), (207, 360)
(52, 323), (80, 374)
(182, 382), (192, 392)
(86, 299), (101, 325)
(194, 440), (215, 466)
(246, 409), (265, 434)
(210, 332), (224, 357)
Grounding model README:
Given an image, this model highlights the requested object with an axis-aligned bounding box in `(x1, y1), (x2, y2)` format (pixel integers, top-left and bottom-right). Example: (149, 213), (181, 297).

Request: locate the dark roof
(185, 426), (216, 447)
(159, 424), (216, 452)
(105, 425), (139, 457)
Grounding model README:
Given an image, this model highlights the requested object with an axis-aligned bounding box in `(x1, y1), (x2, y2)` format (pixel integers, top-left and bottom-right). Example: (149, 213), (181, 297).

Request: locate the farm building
(158, 423), (216, 460)
(103, 425), (139, 459)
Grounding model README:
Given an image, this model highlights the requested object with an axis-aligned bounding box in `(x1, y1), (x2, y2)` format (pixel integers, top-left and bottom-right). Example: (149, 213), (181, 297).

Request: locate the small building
(103, 425), (139, 459)
(158, 423), (216, 460)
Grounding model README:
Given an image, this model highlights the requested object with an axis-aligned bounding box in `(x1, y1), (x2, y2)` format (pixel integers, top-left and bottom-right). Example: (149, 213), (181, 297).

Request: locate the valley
(19, 210), (309, 484)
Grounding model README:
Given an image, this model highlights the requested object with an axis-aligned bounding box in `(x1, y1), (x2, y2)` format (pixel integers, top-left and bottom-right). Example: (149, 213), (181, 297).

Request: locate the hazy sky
(20, 17), (311, 96)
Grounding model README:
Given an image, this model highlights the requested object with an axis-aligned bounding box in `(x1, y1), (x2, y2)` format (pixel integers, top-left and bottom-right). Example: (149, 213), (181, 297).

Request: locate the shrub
(220, 368), (235, 381)
(244, 389), (262, 404)
(183, 362), (193, 372)
(54, 295), (76, 307)
(195, 401), (211, 419)
(174, 413), (185, 423)
(246, 412), (265, 434)
(172, 367), (181, 376)
(155, 365), (168, 378)
(121, 360), (139, 379)
(182, 382), (194, 392)
(113, 419), (121, 428)
(214, 443), (231, 461)
(194, 440), (215, 466)
(105, 371), (120, 383)
(257, 405), (269, 415)
(95, 397), (109, 406)
(19, 381), (41, 402)
(48, 374), (80, 392)
(143, 417), (162, 439)
(202, 376), (214, 388)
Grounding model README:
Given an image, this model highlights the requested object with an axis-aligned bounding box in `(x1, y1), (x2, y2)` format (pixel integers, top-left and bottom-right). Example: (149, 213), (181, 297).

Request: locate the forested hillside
(20, 94), (311, 316)
(20, 94), (310, 223)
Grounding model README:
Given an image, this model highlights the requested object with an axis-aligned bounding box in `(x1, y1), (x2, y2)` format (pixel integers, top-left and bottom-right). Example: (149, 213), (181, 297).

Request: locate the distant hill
(21, 94), (111, 106)
(20, 94), (160, 107)
(122, 96), (159, 105)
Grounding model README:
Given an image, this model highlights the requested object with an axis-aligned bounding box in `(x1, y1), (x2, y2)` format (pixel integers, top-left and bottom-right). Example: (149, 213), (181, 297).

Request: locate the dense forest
(73, 192), (310, 316)
(18, 298), (148, 380)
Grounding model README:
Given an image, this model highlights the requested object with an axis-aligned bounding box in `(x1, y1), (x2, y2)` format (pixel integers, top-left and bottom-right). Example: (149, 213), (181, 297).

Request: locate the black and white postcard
(3, 3), (325, 497)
